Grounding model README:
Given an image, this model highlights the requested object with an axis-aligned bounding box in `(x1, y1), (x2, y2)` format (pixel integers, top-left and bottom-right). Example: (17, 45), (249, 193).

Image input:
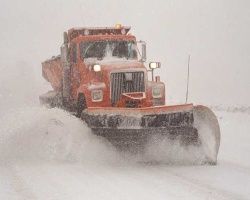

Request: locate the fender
(77, 82), (108, 107)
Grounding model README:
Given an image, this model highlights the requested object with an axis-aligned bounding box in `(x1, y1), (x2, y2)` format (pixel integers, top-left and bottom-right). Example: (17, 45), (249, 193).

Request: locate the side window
(71, 43), (77, 63)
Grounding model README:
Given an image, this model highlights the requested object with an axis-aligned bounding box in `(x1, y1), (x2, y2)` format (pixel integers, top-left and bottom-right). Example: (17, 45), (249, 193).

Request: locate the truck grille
(110, 72), (145, 105)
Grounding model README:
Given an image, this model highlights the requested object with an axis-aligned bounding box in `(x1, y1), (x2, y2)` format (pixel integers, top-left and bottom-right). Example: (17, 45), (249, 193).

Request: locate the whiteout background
(0, 1), (250, 200)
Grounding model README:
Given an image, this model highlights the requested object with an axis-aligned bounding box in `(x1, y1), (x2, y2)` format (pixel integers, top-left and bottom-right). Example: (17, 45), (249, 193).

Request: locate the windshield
(80, 40), (138, 61)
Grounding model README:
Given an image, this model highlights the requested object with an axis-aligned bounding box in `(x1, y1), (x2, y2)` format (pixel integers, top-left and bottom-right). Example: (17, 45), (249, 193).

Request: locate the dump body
(40, 25), (220, 164)
(42, 56), (62, 91)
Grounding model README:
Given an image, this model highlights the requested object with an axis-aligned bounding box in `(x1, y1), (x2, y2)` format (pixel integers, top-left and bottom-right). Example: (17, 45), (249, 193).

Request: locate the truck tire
(76, 93), (87, 118)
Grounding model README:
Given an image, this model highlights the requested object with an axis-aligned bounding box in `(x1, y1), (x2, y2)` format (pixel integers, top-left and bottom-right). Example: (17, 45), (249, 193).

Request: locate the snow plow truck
(40, 25), (220, 164)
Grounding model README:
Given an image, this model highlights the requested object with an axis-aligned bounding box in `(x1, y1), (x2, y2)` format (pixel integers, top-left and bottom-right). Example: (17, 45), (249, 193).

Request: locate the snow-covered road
(0, 108), (249, 200)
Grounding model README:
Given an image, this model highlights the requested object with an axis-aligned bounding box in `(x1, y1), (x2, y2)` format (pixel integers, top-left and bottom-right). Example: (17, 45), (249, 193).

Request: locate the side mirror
(149, 62), (161, 69)
(137, 41), (147, 62)
(63, 32), (69, 44)
(149, 62), (161, 81)
(61, 44), (69, 63)
(61, 32), (69, 62)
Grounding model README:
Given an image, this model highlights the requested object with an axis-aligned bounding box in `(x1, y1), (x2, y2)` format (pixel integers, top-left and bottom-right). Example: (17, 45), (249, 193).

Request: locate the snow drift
(0, 106), (120, 165)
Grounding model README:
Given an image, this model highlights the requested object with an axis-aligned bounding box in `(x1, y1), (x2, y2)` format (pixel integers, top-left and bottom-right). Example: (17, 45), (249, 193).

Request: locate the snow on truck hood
(84, 57), (144, 69)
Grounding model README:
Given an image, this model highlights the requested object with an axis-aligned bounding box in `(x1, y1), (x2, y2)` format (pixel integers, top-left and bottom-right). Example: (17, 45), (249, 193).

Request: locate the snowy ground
(0, 106), (249, 200)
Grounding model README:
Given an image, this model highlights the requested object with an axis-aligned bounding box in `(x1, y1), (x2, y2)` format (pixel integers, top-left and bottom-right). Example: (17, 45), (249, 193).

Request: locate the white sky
(0, 0), (249, 106)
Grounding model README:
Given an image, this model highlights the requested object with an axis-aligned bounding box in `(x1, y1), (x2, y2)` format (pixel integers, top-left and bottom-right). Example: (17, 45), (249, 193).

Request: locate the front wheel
(76, 94), (87, 118)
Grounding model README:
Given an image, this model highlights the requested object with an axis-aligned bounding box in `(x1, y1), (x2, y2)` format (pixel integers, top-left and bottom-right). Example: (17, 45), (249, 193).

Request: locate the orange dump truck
(40, 25), (220, 164)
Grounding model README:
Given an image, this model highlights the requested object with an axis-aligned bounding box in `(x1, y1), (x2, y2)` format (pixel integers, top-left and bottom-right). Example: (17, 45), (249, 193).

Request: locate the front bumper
(81, 104), (195, 129)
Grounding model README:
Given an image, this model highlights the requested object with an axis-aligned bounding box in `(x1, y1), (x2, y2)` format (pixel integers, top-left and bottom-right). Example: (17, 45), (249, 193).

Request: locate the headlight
(91, 90), (103, 102)
(149, 62), (161, 69)
(152, 87), (162, 98)
(93, 64), (101, 72)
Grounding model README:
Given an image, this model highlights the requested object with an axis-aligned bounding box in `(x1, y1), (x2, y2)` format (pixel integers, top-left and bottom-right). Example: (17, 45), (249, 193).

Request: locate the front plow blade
(193, 105), (220, 164)
(82, 104), (220, 164)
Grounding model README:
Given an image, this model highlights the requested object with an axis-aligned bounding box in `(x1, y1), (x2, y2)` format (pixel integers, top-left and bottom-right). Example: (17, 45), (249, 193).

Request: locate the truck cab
(41, 25), (165, 114)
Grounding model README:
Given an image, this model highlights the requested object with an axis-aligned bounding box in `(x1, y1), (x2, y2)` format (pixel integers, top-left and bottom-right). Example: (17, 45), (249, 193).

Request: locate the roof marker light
(115, 24), (122, 29)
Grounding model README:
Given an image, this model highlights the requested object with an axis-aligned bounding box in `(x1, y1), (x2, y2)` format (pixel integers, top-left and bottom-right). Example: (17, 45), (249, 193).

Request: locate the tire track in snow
(156, 166), (248, 200)
(66, 164), (180, 200)
(127, 165), (233, 200)
(75, 163), (233, 200)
